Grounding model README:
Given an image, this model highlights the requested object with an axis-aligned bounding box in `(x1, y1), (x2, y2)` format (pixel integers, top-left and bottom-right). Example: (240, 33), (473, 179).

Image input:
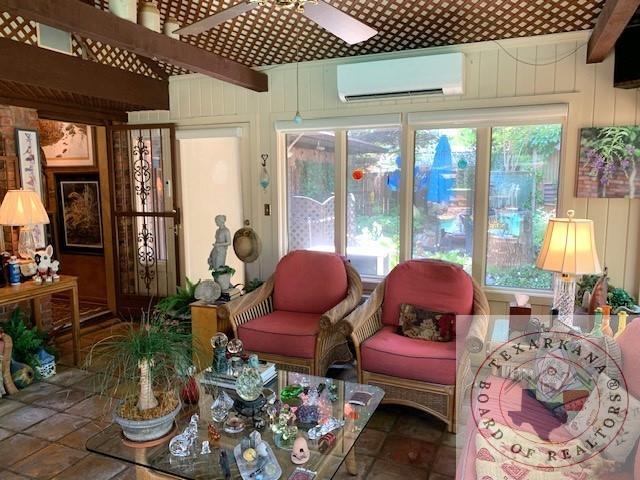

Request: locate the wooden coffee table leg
(346, 448), (358, 475)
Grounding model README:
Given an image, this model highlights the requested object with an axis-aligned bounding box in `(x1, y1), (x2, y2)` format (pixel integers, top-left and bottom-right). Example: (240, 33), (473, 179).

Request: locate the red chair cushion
(273, 250), (348, 314)
(616, 318), (640, 399)
(237, 311), (320, 359)
(360, 326), (457, 384)
(381, 259), (474, 327)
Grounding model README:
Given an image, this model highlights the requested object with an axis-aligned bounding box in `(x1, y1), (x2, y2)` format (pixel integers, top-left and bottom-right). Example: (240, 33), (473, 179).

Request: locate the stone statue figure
(208, 215), (231, 271)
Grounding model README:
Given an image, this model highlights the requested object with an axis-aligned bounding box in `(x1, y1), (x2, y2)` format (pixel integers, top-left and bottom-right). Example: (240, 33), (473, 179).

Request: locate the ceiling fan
(174, 0), (378, 45)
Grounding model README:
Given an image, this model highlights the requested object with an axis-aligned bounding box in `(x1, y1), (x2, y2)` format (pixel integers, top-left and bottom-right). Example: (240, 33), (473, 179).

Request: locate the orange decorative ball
(351, 168), (365, 181)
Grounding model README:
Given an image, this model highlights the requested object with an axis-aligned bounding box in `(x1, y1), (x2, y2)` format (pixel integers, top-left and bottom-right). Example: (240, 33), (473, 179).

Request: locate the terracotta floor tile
(0, 427), (14, 441)
(0, 471), (30, 480)
(0, 405), (57, 431)
(378, 434), (438, 468)
(65, 395), (116, 420)
(431, 445), (458, 477)
(428, 473), (454, 480)
(441, 432), (457, 448)
(45, 368), (92, 387)
(333, 454), (376, 479)
(392, 413), (445, 443)
(58, 420), (111, 450)
(366, 408), (398, 432)
(10, 381), (62, 404)
(33, 388), (89, 411)
(10, 443), (88, 479)
(25, 413), (90, 441)
(112, 466), (137, 480)
(354, 428), (387, 456)
(70, 374), (116, 395)
(367, 458), (428, 480)
(0, 399), (26, 417)
(0, 433), (49, 466)
(53, 453), (127, 480)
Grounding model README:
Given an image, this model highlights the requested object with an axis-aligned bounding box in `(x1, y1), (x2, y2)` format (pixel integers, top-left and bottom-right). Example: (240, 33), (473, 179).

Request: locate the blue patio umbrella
(425, 135), (454, 203)
(386, 155), (402, 191)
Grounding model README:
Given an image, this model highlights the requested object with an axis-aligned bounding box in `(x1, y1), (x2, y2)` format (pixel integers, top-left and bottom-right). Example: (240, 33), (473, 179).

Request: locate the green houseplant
(86, 308), (192, 442)
(154, 278), (199, 319)
(3, 307), (55, 377)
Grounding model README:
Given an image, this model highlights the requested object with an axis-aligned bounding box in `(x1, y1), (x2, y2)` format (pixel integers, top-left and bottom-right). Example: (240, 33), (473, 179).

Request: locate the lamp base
(553, 273), (576, 327)
(18, 226), (36, 259)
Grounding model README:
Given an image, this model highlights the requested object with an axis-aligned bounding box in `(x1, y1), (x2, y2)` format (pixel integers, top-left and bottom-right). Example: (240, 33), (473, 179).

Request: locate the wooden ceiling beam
(0, 0), (268, 92)
(587, 0), (640, 63)
(0, 38), (169, 111)
(0, 95), (127, 124)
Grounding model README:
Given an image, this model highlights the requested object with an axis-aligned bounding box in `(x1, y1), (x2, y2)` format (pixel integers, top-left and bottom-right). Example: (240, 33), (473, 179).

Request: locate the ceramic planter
(114, 400), (181, 442)
(108, 0), (136, 22)
(216, 273), (232, 290)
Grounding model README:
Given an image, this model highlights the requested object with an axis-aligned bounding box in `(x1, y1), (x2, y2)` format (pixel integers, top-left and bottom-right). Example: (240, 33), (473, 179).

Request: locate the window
(413, 128), (477, 273)
(346, 127), (401, 276)
(485, 124), (562, 290)
(286, 132), (336, 252)
(280, 107), (565, 290)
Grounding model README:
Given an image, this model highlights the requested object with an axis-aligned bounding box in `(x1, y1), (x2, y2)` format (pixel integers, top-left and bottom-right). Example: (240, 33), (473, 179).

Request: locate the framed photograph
(56, 173), (103, 254)
(38, 120), (95, 167)
(15, 128), (46, 249)
(577, 126), (640, 198)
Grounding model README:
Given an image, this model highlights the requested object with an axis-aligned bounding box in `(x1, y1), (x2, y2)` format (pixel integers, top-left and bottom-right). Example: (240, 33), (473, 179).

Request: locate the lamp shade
(536, 210), (601, 276)
(0, 189), (49, 226)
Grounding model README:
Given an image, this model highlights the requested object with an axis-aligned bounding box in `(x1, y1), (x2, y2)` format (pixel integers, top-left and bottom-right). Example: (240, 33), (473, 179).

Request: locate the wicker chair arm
(464, 277), (491, 354)
(217, 277), (274, 331)
(344, 280), (385, 341)
(319, 262), (363, 331)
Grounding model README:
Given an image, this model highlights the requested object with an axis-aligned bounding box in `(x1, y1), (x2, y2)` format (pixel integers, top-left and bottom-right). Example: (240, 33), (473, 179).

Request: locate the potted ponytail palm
(87, 309), (192, 443)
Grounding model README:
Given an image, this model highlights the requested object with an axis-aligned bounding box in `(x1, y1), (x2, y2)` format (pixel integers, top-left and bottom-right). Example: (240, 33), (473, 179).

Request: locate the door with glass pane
(109, 124), (179, 311)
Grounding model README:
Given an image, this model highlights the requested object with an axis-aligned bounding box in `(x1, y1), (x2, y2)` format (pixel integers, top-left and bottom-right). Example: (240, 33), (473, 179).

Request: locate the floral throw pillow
(398, 304), (455, 342)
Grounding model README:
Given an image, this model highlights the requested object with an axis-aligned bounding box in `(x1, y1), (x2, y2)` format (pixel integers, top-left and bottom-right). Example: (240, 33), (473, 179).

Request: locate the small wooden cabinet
(190, 301), (232, 370)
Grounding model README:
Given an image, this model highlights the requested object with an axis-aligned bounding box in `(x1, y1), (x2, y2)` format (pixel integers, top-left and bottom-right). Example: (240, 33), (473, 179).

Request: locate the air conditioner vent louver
(337, 53), (465, 103)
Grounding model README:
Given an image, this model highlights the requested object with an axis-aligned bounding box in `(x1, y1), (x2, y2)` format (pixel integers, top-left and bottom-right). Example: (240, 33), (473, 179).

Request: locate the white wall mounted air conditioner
(337, 52), (465, 102)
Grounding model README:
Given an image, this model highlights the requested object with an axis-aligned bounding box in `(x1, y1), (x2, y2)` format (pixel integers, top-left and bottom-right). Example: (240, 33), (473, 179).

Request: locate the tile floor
(0, 363), (458, 479)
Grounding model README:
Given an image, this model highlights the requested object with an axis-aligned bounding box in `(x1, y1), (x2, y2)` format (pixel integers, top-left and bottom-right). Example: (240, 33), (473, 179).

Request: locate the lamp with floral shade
(0, 189), (49, 259)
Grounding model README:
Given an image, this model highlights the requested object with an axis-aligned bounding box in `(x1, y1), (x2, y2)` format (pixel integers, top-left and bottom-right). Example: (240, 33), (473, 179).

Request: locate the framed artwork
(55, 173), (103, 254)
(577, 126), (640, 198)
(38, 120), (95, 167)
(15, 128), (46, 249)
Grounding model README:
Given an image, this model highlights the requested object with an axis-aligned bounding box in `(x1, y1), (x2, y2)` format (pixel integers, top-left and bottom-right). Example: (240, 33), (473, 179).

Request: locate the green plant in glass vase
(86, 308), (192, 441)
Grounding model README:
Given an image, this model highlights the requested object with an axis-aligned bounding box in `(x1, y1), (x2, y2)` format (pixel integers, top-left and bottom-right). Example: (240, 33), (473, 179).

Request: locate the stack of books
(221, 287), (242, 302)
(201, 361), (277, 390)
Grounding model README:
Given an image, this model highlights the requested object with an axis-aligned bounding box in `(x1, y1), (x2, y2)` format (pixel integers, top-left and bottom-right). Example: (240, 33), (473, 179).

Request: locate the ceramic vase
(139, 1), (161, 32)
(164, 16), (180, 39)
(10, 359), (34, 389)
(108, 0), (137, 22)
(181, 376), (200, 405)
(216, 273), (231, 290)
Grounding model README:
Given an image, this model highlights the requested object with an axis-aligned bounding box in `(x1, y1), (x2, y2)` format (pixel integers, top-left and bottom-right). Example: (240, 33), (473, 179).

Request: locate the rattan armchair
(344, 260), (490, 433)
(218, 251), (363, 376)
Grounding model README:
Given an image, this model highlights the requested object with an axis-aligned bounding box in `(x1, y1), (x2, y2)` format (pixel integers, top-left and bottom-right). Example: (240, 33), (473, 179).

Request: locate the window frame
(277, 105), (568, 293)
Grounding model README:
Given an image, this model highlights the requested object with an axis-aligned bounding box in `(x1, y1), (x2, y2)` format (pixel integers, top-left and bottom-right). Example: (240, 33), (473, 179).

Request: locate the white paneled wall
(129, 30), (640, 314)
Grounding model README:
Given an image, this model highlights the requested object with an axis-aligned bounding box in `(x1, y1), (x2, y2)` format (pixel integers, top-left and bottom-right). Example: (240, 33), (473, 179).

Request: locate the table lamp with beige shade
(536, 209), (602, 327)
(0, 189), (50, 260)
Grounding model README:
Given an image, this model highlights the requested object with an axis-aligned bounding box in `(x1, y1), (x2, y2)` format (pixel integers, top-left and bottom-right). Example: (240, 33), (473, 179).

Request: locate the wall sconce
(260, 154), (270, 190)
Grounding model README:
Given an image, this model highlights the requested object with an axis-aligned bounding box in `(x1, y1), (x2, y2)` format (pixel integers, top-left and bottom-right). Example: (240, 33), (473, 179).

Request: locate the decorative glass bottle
(590, 307), (604, 337)
(615, 311), (629, 339)
(601, 305), (613, 337)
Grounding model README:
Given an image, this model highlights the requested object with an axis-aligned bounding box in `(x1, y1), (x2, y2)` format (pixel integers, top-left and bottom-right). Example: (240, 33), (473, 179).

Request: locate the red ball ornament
(351, 168), (365, 181)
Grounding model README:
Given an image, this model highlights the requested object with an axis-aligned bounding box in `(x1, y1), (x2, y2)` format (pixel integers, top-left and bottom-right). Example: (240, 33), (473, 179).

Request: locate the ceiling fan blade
(302, 0), (377, 45)
(174, 2), (260, 36)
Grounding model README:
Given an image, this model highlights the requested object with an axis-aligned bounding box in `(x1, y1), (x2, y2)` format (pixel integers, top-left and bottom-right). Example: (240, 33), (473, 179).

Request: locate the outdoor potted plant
(86, 308), (192, 443)
(212, 265), (236, 290)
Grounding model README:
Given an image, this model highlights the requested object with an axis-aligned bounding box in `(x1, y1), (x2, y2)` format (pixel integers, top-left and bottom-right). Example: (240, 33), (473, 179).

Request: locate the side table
(190, 301), (232, 369)
(0, 275), (81, 365)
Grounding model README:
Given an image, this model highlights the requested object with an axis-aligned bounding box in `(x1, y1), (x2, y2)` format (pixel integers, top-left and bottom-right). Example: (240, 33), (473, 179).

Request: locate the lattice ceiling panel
(0, 12), (36, 44)
(93, 0), (604, 68)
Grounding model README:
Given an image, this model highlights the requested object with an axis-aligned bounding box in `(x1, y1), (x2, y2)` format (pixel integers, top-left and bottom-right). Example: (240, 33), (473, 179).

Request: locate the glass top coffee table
(87, 369), (384, 479)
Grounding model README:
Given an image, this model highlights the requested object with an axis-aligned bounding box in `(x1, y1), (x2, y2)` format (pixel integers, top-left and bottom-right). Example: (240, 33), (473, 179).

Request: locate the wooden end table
(0, 275), (81, 365)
